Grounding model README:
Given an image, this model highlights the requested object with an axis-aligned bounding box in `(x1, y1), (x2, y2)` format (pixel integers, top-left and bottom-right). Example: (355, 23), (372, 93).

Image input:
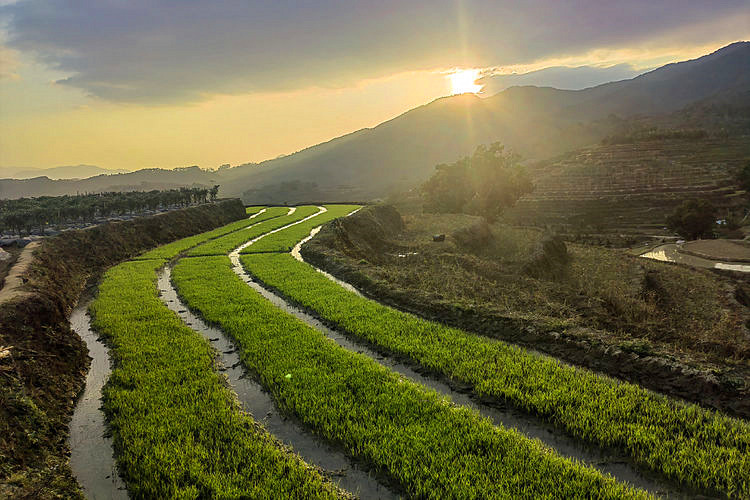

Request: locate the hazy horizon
(1, 1), (748, 172)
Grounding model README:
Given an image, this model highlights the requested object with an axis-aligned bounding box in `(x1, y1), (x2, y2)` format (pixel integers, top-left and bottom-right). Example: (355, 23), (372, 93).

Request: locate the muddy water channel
(291, 227), (364, 297)
(68, 300), (128, 499)
(641, 244), (750, 272)
(157, 267), (399, 500)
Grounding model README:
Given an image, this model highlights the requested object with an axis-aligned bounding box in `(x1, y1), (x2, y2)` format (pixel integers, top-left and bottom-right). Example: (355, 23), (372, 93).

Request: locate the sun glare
(449, 69), (483, 95)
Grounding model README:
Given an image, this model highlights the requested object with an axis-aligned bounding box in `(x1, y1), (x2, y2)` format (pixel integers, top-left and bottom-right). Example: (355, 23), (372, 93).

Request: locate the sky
(0, 1), (748, 172)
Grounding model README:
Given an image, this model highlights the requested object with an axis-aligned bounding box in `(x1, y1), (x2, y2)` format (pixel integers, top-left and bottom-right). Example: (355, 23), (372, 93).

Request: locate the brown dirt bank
(0, 199), (245, 499)
(301, 205), (750, 420)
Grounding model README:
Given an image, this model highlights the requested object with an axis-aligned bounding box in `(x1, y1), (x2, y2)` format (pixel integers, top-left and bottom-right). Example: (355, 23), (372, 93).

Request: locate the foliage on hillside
(601, 127), (711, 145)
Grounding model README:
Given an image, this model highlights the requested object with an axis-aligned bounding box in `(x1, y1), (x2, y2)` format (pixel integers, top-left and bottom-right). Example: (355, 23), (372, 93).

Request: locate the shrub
(421, 143), (533, 222)
(666, 199), (716, 240)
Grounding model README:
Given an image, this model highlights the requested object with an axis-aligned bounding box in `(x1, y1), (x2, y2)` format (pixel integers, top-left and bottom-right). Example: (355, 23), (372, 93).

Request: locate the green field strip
(132, 205), (285, 261)
(240, 205), (360, 254)
(171, 254), (648, 499)
(90, 258), (342, 499)
(186, 206), (321, 257)
(245, 205), (264, 215)
(239, 250), (750, 498)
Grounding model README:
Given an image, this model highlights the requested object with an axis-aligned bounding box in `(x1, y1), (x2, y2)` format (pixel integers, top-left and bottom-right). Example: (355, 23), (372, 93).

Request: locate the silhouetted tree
(666, 199), (716, 240)
(422, 143), (533, 222)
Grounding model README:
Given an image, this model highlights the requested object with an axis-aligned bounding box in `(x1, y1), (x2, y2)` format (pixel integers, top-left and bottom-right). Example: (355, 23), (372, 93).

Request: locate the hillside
(505, 135), (750, 232)
(1, 42), (747, 203)
(220, 41), (749, 203)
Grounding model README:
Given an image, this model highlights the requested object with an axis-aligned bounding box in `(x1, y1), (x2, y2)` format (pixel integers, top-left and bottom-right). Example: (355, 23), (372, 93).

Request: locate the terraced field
(81, 204), (750, 498)
(506, 136), (750, 232)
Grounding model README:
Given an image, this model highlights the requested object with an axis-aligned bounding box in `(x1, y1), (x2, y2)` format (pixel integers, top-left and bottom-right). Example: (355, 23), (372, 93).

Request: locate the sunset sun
(449, 69), (483, 95)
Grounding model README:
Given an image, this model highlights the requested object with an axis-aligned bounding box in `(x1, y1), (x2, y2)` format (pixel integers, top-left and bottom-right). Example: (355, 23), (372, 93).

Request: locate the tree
(666, 199), (716, 240)
(421, 143), (533, 222)
(209, 185), (220, 202)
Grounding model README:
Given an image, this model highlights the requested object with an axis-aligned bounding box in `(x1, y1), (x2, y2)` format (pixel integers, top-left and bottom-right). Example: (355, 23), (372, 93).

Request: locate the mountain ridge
(1, 42), (747, 202)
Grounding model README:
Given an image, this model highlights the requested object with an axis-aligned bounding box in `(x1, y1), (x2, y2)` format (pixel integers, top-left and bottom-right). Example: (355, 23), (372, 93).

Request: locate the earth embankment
(0, 199), (245, 498)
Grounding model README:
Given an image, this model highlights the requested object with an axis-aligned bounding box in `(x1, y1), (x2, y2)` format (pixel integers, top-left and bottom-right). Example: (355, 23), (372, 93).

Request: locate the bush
(421, 143), (533, 222)
(666, 199), (716, 240)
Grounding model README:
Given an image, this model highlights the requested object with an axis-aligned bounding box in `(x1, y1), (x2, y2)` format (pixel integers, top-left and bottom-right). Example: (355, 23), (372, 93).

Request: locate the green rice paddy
(86, 204), (747, 498)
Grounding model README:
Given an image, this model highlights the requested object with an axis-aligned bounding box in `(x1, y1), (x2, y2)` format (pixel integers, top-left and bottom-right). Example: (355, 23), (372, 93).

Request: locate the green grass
(172, 254), (648, 499)
(246, 206), (264, 215)
(241, 205), (360, 254)
(91, 258), (342, 499)
(186, 206), (321, 257)
(239, 250), (750, 498)
(133, 206), (284, 261)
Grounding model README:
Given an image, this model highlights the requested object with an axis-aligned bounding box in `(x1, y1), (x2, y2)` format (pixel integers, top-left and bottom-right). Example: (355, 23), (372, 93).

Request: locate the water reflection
(640, 244), (750, 272)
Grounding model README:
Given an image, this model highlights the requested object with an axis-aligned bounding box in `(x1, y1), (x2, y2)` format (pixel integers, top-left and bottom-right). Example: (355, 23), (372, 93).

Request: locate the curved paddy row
(69, 205), (748, 498)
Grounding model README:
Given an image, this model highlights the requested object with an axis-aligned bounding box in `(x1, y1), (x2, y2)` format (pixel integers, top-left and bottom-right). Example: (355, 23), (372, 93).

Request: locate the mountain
(1, 42), (747, 202)
(219, 41), (749, 203)
(0, 164), (130, 180)
(477, 64), (644, 95)
(0, 166), (218, 199)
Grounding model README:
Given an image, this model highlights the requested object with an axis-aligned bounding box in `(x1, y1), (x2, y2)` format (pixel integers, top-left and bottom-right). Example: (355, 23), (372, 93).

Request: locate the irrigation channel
(157, 266), (398, 499)
(67, 207), (701, 498)
(68, 299), (128, 499)
(227, 217), (699, 498)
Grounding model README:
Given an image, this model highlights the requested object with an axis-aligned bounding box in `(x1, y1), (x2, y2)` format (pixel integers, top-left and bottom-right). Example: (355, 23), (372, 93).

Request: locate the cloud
(1, 0), (748, 103)
(0, 44), (20, 79)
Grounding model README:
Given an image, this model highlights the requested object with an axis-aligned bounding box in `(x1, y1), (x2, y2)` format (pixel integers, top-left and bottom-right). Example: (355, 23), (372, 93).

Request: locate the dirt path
(680, 239), (750, 262)
(0, 242), (39, 303)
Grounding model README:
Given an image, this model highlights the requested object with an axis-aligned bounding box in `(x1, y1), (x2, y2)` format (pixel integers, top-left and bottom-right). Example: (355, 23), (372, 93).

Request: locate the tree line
(0, 186), (220, 237)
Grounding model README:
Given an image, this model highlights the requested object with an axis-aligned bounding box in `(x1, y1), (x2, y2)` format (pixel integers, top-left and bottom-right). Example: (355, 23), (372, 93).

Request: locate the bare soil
(0, 243), (38, 303)
(0, 245), (23, 290)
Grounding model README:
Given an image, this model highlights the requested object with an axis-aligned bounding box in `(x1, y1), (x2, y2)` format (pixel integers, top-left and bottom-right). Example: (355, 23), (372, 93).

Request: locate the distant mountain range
(0, 164), (130, 180)
(477, 64), (644, 95)
(1, 41), (748, 202)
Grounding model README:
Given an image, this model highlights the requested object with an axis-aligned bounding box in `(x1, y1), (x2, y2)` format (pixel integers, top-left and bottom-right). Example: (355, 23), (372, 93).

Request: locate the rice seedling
(133, 205), (286, 261)
(239, 243), (750, 498)
(186, 205), (321, 257)
(91, 257), (343, 498)
(172, 254), (649, 499)
(241, 205), (360, 254)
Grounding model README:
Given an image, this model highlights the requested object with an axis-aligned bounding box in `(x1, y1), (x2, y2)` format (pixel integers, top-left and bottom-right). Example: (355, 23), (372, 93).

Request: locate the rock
(432, 234), (446, 242)
(0, 248), (10, 261)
